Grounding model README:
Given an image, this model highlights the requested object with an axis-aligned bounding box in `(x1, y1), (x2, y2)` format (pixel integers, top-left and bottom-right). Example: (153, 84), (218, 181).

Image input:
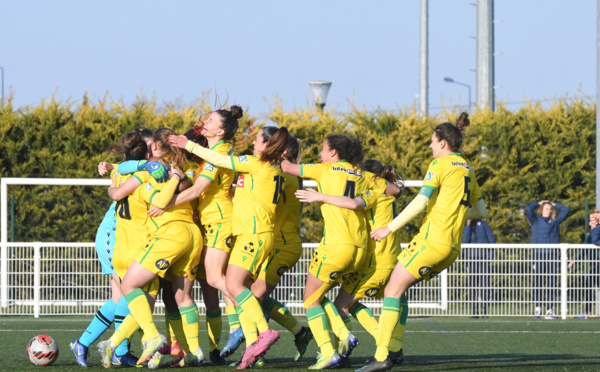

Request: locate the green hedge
(0, 95), (595, 243)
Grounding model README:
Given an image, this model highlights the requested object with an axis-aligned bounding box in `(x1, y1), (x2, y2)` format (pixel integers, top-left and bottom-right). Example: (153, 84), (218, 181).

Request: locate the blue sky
(0, 1), (595, 121)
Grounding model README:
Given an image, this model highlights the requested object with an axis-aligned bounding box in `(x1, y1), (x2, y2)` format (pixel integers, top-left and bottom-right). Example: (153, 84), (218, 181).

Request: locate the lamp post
(309, 81), (332, 111)
(444, 77), (471, 110)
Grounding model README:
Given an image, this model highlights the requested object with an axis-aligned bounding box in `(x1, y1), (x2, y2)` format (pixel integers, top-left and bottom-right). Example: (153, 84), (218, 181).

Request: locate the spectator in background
(568, 212), (600, 319)
(526, 200), (570, 319)
(462, 219), (496, 318)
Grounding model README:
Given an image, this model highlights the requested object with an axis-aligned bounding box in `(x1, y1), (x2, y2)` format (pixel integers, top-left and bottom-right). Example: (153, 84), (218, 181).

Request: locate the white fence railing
(2, 242), (599, 319)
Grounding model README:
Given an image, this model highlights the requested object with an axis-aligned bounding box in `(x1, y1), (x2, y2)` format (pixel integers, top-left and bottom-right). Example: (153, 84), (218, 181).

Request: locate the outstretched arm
(371, 193), (429, 242)
(170, 135), (234, 170)
(108, 176), (142, 201)
(295, 188), (365, 210)
(281, 159), (301, 177)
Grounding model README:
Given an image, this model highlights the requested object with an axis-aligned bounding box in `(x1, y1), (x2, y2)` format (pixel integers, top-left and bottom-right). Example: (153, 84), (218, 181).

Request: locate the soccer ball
(27, 335), (59, 366)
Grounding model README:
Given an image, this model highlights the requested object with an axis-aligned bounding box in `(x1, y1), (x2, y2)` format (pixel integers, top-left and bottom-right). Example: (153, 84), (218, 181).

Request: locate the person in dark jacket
(462, 219), (496, 317)
(526, 200), (570, 319)
(568, 213), (600, 319)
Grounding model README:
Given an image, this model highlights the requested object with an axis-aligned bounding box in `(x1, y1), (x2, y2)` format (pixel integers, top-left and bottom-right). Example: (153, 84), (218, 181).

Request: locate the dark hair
(325, 134), (363, 166)
(433, 112), (470, 152)
(360, 159), (405, 196)
(153, 128), (187, 169)
(134, 126), (153, 142)
(183, 127), (208, 161)
(259, 126), (290, 163)
(214, 105), (243, 142)
(283, 134), (300, 163)
(109, 131), (147, 161)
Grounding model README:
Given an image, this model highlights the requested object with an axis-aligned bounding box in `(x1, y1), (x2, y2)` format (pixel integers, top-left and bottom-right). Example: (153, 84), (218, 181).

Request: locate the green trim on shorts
(404, 250), (420, 268)
(139, 238), (158, 264)
(369, 209), (375, 226)
(249, 247), (260, 272)
(424, 222), (431, 239)
(253, 217), (257, 234)
(280, 230), (287, 245)
(262, 251), (276, 272)
(350, 278), (363, 296)
(212, 229), (220, 247)
(217, 202), (224, 219)
(316, 260), (324, 278)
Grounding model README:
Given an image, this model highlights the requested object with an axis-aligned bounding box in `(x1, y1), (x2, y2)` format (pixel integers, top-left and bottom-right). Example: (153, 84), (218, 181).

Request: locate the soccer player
(280, 134), (370, 369)
(69, 131), (150, 367)
(97, 128), (204, 368)
(356, 113), (487, 372)
(148, 107), (242, 366)
(296, 159), (407, 367)
(250, 135), (314, 363)
(169, 125), (290, 369)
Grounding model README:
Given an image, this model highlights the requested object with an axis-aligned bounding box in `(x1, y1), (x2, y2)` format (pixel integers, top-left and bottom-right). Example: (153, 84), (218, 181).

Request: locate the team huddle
(68, 107), (486, 372)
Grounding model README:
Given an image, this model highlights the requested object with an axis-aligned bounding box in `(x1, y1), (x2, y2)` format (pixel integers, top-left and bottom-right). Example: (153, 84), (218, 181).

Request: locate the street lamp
(309, 81), (332, 111)
(443, 77), (471, 110)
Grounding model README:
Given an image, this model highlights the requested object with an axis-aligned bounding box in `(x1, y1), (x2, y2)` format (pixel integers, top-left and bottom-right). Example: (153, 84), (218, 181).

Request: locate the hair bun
(230, 105), (244, 120)
(455, 112), (470, 131)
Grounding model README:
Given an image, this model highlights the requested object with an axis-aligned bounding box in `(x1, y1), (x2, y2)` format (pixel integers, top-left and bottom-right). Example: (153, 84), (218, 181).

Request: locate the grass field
(3, 316), (600, 371)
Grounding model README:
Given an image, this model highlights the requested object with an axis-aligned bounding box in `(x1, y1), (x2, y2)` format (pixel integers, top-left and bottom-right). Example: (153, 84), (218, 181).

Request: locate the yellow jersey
(361, 189), (401, 269)
(274, 174), (302, 241)
(300, 161), (369, 246)
(196, 141), (235, 225)
(417, 153), (483, 248)
(114, 171), (150, 247)
(231, 155), (284, 236)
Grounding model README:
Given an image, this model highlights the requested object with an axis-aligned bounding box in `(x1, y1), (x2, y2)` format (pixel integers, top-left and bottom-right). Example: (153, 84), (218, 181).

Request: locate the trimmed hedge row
(0, 95), (594, 243)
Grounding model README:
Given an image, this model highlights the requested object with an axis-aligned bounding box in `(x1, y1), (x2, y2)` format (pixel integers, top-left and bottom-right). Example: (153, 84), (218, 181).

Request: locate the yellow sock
(206, 309), (222, 352)
(322, 297), (349, 340)
(262, 297), (302, 334)
(374, 297), (401, 362)
(306, 306), (335, 358)
(110, 314), (139, 347)
(237, 306), (258, 346)
(125, 289), (158, 339)
(390, 295), (408, 352)
(167, 311), (190, 353)
(226, 305), (240, 331)
(164, 312), (172, 346)
(236, 289), (269, 333)
(351, 303), (378, 339)
(179, 305), (200, 352)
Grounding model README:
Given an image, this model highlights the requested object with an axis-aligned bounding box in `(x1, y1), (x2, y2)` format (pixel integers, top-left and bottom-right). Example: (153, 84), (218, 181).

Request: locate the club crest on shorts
(429, 271), (440, 279)
(226, 236), (232, 248)
(329, 271), (341, 280)
(364, 288), (379, 298)
(276, 265), (289, 276)
(244, 242), (255, 253)
(418, 266), (432, 277)
(155, 259), (170, 270)
(341, 273), (352, 282)
(191, 264), (199, 276)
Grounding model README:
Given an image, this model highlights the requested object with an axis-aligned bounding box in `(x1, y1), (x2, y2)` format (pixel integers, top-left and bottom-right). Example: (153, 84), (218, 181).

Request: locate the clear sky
(0, 0), (595, 121)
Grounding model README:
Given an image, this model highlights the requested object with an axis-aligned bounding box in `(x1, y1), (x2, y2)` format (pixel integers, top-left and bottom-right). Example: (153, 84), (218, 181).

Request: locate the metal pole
(597, 0), (600, 210)
(10, 194), (14, 242)
(476, 0), (494, 111)
(419, 0), (429, 115)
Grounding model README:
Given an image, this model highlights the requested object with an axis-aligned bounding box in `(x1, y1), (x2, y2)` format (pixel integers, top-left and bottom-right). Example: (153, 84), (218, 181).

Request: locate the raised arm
(554, 202), (570, 224)
(169, 135), (234, 170)
(108, 176), (142, 201)
(281, 159), (301, 177)
(295, 188), (365, 210)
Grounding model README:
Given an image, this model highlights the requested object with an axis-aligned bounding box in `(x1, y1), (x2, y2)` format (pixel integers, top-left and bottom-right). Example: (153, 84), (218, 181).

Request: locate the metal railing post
(34, 244), (40, 318)
(560, 245), (568, 320)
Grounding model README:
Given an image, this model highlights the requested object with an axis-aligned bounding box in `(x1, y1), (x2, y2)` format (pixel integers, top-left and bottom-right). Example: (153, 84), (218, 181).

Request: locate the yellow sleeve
(185, 141), (234, 170)
(387, 193), (429, 232)
(299, 163), (326, 181)
(138, 177), (180, 209)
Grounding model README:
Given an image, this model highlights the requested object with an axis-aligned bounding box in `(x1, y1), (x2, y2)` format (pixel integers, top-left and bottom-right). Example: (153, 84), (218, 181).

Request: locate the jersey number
(344, 180), (356, 198)
(460, 176), (472, 207)
(272, 175), (285, 204)
(116, 197), (132, 220)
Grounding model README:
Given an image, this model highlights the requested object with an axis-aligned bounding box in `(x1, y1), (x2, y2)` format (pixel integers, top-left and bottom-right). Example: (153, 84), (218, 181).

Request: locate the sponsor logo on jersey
(236, 174), (245, 187)
(451, 161), (473, 171)
(155, 259), (170, 270)
(418, 266), (432, 277)
(238, 155), (249, 163)
(145, 183), (153, 191)
(329, 271), (341, 280)
(204, 163), (216, 172)
(227, 148), (235, 156)
(332, 166), (363, 177)
(276, 265), (289, 276)
(424, 172), (435, 181)
(364, 288), (379, 298)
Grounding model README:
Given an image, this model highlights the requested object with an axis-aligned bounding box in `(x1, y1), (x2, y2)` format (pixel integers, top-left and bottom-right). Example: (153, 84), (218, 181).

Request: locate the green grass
(2, 316), (600, 371)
